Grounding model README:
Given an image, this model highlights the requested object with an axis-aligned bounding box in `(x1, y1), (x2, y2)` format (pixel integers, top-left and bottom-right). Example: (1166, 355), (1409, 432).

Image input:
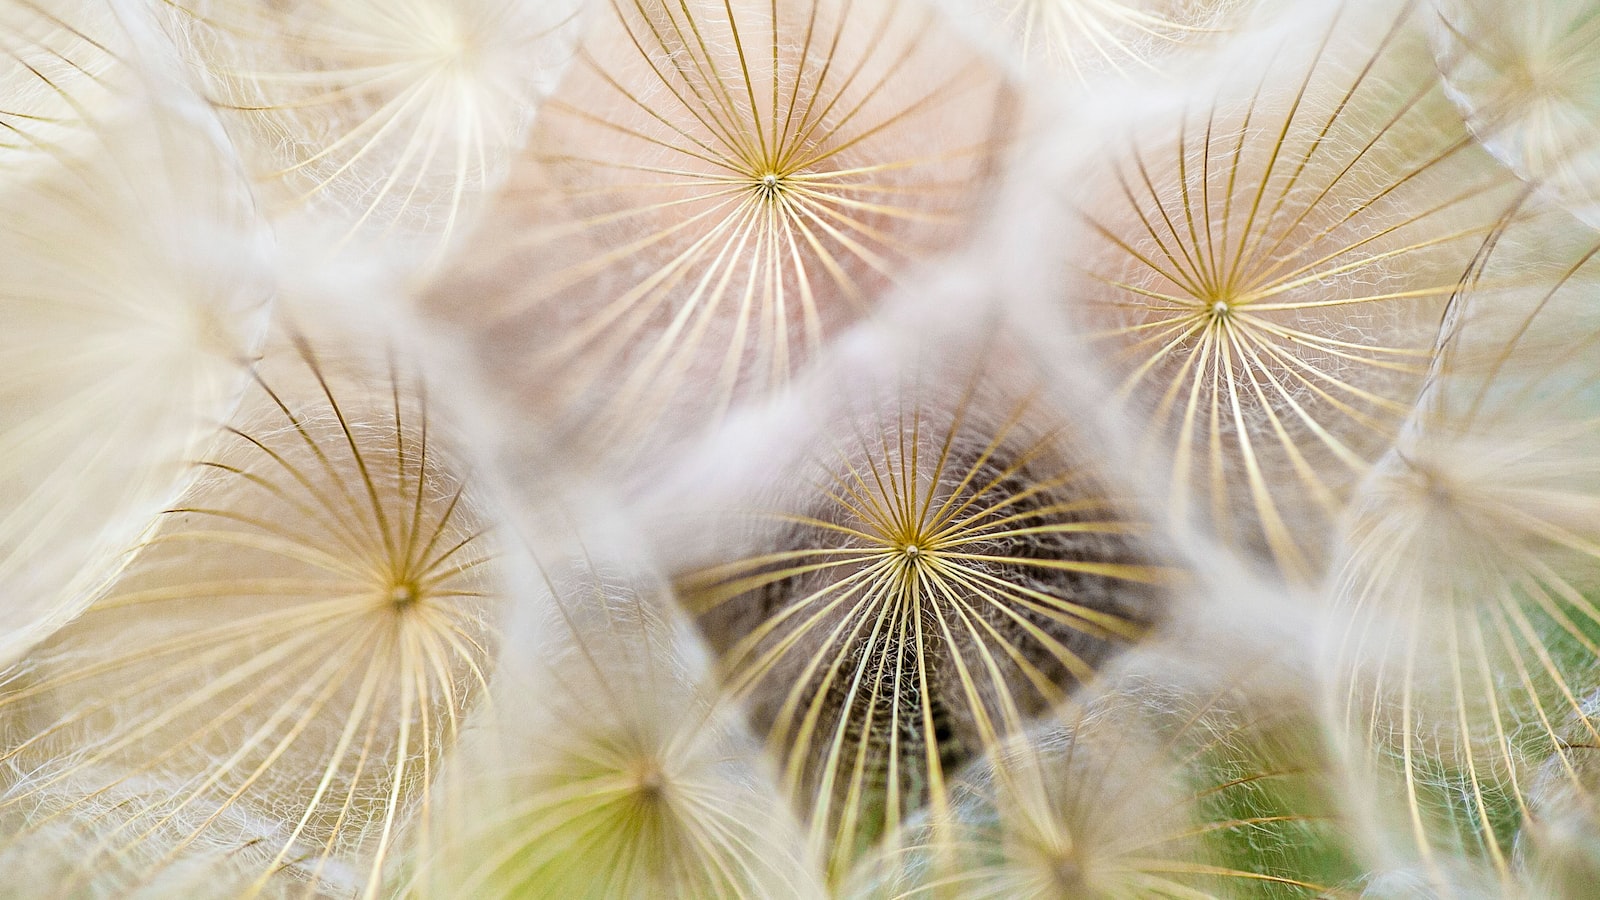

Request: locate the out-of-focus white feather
(953, 0), (1263, 83)
(0, 0), (272, 665)
(1328, 214), (1600, 884)
(149, 0), (587, 266)
(1432, 0), (1600, 231)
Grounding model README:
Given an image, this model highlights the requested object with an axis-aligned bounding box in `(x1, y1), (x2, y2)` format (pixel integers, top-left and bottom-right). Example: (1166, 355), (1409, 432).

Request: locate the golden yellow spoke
(248, 372), (392, 558)
(936, 552), (1166, 585)
(777, 2), (906, 173)
(607, 3), (754, 163)
(925, 464), (1097, 546)
(924, 562), (1095, 697)
(811, 588), (906, 856)
(935, 520), (1140, 549)
(778, 578), (901, 801)
(716, 558), (899, 681)
(1239, 217), (1492, 308)
(133, 625), (387, 873)
(216, 425), (384, 561)
(1225, 21), (1404, 288)
(1217, 323), (1304, 574)
(1224, 327), (1369, 512)
(936, 561), (1151, 639)
(650, 0), (765, 162)
(1238, 326), (1418, 416)
(541, 89), (742, 175)
(0, 596), (362, 722)
(678, 544), (889, 590)
(1120, 151), (1209, 296)
(1088, 274), (1200, 310)
(680, 552), (887, 615)
(6, 626), (349, 827)
(525, 196), (758, 360)
(191, 462), (370, 564)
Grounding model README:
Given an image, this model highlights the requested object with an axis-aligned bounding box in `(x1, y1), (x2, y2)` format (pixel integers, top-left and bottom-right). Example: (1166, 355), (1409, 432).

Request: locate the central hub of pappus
(755, 170), (786, 200)
(898, 543), (929, 569)
(389, 581), (422, 609)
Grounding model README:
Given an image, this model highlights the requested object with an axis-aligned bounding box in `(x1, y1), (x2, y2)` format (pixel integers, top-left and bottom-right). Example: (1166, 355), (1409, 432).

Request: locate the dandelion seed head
(419, 0), (1017, 472)
(414, 560), (819, 898)
(0, 333), (500, 892)
(1329, 231), (1600, 872)
(6, 0), (1590, 892)
(1057, 1), (1519, 578)
(676, 351), (1167, 877)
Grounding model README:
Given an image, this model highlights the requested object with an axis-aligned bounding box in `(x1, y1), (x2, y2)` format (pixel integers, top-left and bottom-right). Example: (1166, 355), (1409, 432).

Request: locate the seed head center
(1051, 856), (1086, 893)
(1211, 300), (1230, 317)
(756, 171), (785, 199)
(390, 582), (421, 608)
(630, 758), (666, 799)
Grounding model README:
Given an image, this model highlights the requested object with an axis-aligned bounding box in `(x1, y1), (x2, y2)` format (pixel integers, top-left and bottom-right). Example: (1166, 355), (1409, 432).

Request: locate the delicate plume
(1329, 221), (1600, 889)
(1048, 0), (1521, 579)
(0, 0), (122, 170)
(413, 556), (820, 898)
(0, 762), (329, 898)
(419, 0), (1018, 472)
(1432, 0), (1600, 230)
(151, 0), (586, 261)
(967, 0), (1250, 81)
(0, 330), (499, 895)
(672, 339), (1170, 878)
